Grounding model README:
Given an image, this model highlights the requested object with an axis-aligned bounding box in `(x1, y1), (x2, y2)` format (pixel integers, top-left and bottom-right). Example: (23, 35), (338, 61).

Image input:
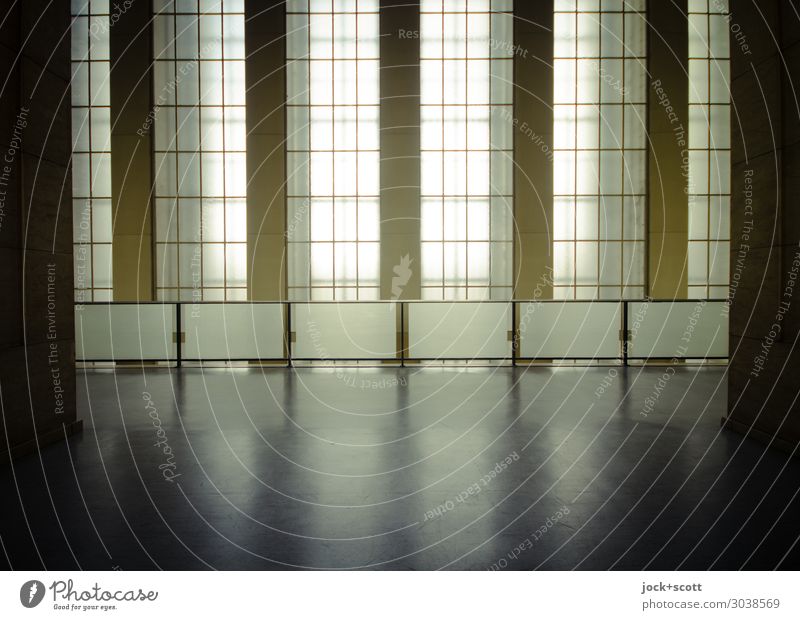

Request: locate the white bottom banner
(1, 571), (798, 619)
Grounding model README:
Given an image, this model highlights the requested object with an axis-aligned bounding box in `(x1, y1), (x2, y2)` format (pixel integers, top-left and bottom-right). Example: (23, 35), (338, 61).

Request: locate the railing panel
(182, 304), (285, 361)
(408, 302), (512, 360)
(75, 304), (175, 361)
(627, 300), (729, 359)
(518, 301), (622, 359)
(292, 303), (398, 360)
(74, 300), (729, 364)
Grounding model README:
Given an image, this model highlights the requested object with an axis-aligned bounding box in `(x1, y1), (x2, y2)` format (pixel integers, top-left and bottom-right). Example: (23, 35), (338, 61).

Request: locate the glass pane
(225, 243), (246, 286)
(223, 61), (246, 105)
(223, 14), (244, 58)
(225, 153), (247, 195)
(176, 242), (199, 288)
(628, 301), (728, 358)
(176, 14), (199, 58)
(177, 152), (201, 196)
(156, 244), (179, 287)
(287, 60), (309, 104)
(156, 199), (178, 242)
(148, 1), (248, 299)
(178, 106), (201, 150)
(554, 15), (576, 59)
(225, 198), (247, 242)
(709, 105), (730, 149)
(91, 153), (112, 196)
(289, 242), (310, 288)
(688, 196), (709, 240)
(72, 17), (89, 61)
(201, 152), (225, 196)
(519, 302), (621, 359)
(178, 201), (203, 247)
(287, 14), (310, 59)
(199, 61), (222, 104)
(408, 303), (512, 359)
(202, 244), (225, 286)
(92, 199), (113, 242)
(709, 149), (730, 195)
(183, 303), (284, 359)
(178, 63), (202, 105)
(71, 108), (90, 152)
(155, 152), (177, 196)
(90, 62), (110, 105)
(293, 303), (397, 359)
(76, 304), (176, 361)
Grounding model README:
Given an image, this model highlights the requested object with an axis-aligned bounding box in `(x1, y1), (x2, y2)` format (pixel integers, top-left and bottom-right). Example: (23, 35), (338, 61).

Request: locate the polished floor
(1, 365), (799, 570)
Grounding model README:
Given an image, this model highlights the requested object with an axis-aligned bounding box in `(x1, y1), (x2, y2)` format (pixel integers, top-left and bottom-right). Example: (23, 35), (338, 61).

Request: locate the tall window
(420, 0), (514, 301)
(152, 0), (247, 301)
(688, 0), (730, 299)
(553, 0), (647, 300)
(71, 0), (113, 302)
(285, 0), (381, 301)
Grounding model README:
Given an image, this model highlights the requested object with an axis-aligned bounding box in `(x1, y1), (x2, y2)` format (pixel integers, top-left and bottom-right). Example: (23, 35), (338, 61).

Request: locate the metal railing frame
(74, 299), (729, 367)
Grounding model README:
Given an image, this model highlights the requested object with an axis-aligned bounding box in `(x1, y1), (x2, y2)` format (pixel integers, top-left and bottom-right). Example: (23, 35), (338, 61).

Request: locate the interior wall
(648, 0), (689, 299)
(0, 0), (80, 462)
(102, 3), (700, 304)
(514, 2), (554, 299)
(379, 0), (421, 300)
(111, 0), (153, 301)
(246, 0), (287, 301)
(726, 0), (800, 450)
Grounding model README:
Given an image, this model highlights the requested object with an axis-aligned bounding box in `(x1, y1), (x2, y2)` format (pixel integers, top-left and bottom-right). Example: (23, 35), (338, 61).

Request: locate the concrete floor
(0, 365), (798, 570)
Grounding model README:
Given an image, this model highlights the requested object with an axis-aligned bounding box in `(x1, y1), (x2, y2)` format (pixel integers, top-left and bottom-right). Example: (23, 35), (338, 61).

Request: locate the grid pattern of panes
(152, 0), (247, 301)
(71, 0), (113, 302)
(419, 0), (514, 301)
(552, 0), (647, 300)
(687, 0), (730, 299)
(285, 0), (381, 301)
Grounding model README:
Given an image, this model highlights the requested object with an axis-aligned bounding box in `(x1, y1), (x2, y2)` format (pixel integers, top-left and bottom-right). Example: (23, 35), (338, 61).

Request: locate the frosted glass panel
(293, 303), (397, 360)
(687, 1), (731, 299)
(628, 301), (729, 358)
(408, 302), (512, 359)
(286, 1), (381, 300)
(519, 302), (621, 359)
(71, 2), (112, 301)
(75, 304), (176, 361)
(182, 304), (285, 360)
(421, 1), (513, 300)
(553, 2), (647, 300)
(153, 0), (247, 300)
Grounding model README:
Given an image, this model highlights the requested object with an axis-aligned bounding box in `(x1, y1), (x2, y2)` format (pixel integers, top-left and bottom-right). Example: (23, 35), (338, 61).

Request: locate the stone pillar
(725, 0), (800, 452)
(514, 2), (553, 299)
(380, 0), (421, 300)
(648, 0), (689, 299)
(0, 0), (81, 462)
(110, 0), (153, 300)
(246, 1), (287, 300)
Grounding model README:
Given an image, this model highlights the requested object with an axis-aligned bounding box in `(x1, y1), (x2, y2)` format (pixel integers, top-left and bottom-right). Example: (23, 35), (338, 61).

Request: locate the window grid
(71, 0), (113, 302)
(152, 0), (247, 302)
(419, 0), (514, 301)
(285, 0), (381, 301)
(687, 0), (730, 300)
(553, 0), (647, 300)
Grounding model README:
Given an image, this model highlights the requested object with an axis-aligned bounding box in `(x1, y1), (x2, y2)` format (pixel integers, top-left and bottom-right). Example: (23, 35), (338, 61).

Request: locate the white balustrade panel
(408, 303), (512, 359)
(628, 301), (729, 358)
(75, 304), (175, 361)
(519, 302), (621, 359)
(292, 303), (398, 360)
(182, 304), (285, 360)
